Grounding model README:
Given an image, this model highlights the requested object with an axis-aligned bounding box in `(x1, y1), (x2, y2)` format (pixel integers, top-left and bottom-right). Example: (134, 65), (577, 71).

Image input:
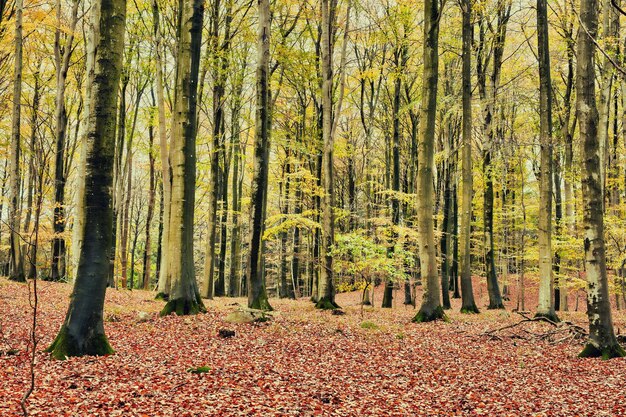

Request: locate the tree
(247, 0), (272, 311)
(535, 0), (557, 321)
(459, 0), (479, 314)
(315, 0), (339, 310)
(576, 0), (625, 359)
(475, 0), (510, 310)
(153, 0), (171, 299)
(51, 0), (80, 282)
(8, 0), (24, 283)
(47, 0), (127, 359)
(413, 0), (443, 322)
(160, 0), (206, 316)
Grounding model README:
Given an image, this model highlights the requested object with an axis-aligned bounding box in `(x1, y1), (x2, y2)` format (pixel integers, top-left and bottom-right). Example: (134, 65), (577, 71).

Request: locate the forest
(1, 0), (626, 414)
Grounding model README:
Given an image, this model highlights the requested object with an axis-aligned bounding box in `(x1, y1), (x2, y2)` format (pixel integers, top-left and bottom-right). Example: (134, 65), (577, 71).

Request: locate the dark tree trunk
(459, 0), (479, 313)
(247, 0), (273, 311)
(47, 0), (127, 359)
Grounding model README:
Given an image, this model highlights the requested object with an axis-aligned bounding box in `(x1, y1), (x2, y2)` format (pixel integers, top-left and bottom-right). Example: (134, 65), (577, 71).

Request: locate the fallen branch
(484, 311), (587, 344)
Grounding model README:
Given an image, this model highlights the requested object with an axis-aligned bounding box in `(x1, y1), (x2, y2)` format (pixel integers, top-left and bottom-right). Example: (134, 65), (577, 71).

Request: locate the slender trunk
(51, 0), (80, 282)
(247, 0), (273, 311)
(8, 0), (24, 282)
(440, 159), (452, 310)
(597, 0), (619, 203)
(70, 5), (96, 282)
(142, 92), (156, 290)
(154, 0), (172, 298)
(383, 44), (405, 309)
(228, 75), (244, 297)
(460, 0), (478, 313)
(25, 69), (41, 279)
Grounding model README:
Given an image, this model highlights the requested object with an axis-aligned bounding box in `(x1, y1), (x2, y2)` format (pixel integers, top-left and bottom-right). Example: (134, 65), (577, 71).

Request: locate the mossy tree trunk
(414, 0), (443, 323)
(160, 0), (206, 316)
(246, 0), (273, 311)
(576, 0), (625, 359)
(47, 0), (127, 359)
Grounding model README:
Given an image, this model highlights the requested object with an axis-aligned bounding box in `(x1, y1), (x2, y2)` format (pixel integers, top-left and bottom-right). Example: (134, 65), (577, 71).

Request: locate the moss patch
(187, 366), (211, 374)
(579, 343), (626, 360)
(46, 325), (114, 360)
(360, 321), (380, 330)
(412, 305), (446, 323)
(315, 296), (340, 310)
(155, 292), (169, 301)
(460, 304), (480, 314)
(249, 297), (273, 312)
(160, 297), (206, 316)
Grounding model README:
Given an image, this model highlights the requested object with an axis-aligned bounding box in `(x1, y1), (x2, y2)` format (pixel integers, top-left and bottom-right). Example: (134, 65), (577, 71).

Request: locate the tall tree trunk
(535, 0), (557, 321)
(414, 0), (443, 322)
(160, 0), (206, 316)
(315, 0), (339, 310)
(227, 67), (245, 297)
(597, 0), (619, 203)
(576, 0), (624, 358)
(459, 0), (479, 313)
(476, 1), (510, 310)
(142, 90), (157, 290)
(47, 0), (126, 359)
(111, 73), (128, 288)
(70, 3), (96, 282)
(383, 44), (405, 309)
(8, 0), (24, 282)
(51, 0), (80, 282)
(247, 0), (273, 311)
(154, 0), (172, 299)
(560, 7), (575, 312)
(119, 83), (144, 288)
(25, 68), (41, 280)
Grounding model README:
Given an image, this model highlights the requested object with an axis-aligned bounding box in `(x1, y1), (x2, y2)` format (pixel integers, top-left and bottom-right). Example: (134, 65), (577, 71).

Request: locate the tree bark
(414, 0), (443, 322)
(160, 0), (206, 316)
(459, 0), (479, 313)
(576, 0), (625, 359)
(142, 90), (157, 290)
(535, 0), (557, 321)
(315, 0), (339, 310)
(246, 0), (273, 311)
(8, 0), (24, 282)
(154, 0), (172, 299)
(47, 0), (126, 359)
(51, 0), (80, 282)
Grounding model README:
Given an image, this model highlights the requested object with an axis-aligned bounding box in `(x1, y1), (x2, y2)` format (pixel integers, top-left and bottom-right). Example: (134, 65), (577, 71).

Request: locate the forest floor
(1, 277), (626, 416)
